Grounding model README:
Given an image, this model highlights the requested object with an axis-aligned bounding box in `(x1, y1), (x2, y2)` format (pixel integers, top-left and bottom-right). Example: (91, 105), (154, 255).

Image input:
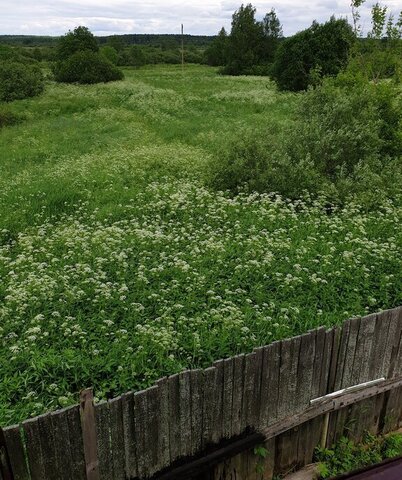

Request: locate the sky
(1, 0), (402, 37)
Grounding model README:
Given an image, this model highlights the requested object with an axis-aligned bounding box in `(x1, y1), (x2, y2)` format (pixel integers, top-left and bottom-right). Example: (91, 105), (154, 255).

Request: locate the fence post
(0, 428), (13, 480)
(80, 388), (100, 480)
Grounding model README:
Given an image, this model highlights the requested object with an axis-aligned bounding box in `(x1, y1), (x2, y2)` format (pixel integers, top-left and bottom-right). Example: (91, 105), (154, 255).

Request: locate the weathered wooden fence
(1, 306), (402, 480)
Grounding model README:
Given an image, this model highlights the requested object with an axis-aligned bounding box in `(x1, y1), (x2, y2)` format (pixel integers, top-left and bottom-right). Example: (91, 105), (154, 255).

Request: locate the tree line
(206, 2), (402, 91)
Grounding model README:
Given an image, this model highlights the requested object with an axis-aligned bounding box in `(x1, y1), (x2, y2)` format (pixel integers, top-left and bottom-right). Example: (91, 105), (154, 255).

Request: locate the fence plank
(352, 314), (377, 385)
(296, 333), (316, 410)
(179, 371), (192, 458)
(278, 336), (302, 419)
(190, 370), (204, 455)
(108, 397), (125, 480)
(383, 307), (402, 378)
(311, 328), (326, 399)
(122, 391), (137, 479)
(168, 374), (181, 460)
(134, 386), (161, 478)
(65, 405), (86, 480)
(203, 367), (218, 448)
(51, 408), (74, 480)
(147, 385), (162, 477)
(133, 389), (148, 478)
(2, 425), (29, 480)
(231, 355), (245, 438)
(37, 413), (59, 480)
(242, 352), (261, 431)
(259, 341), (281, 429)
(212, 360), (224, 444)
(80, 389), (100, 480)
(222, 358), (234, 439)
(341, 317), (361, 389)
(156, 377), (171, 468)
(22, 417), (45, 480)
(95, 401), (113, 480)
(370, 312), (390, 379)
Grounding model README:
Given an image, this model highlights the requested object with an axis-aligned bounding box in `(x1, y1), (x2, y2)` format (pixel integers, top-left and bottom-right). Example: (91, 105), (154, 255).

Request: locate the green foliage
(0, 61), (44, 102)
(100, 46), (118, 65)
(53, 50), (124, 84)
(262, 8), (283, 62)
(223, 3), (266, 75)
(0, 107), (24, 128)
(207, 79), (402, 206)
(316, 433), (402, 478)
(57, 26), (99, 61)
(273, 17), (355, 91)
(1, 65), (401, 425)
(205, 27), (228, 66)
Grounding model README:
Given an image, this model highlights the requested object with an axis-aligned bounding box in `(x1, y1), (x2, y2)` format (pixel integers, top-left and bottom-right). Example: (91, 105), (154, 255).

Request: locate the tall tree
(205, 27), (229, 66)
(225, 4), (265, 75)
(57, 26), (98, 61)
(262, 8), (283, 62)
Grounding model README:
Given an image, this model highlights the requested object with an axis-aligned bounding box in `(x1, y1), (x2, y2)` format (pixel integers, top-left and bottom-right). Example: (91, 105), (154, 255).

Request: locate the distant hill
(0, 34), (215, 48)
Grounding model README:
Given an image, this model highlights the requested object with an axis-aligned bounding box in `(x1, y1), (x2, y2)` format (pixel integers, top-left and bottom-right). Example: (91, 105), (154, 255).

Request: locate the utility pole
(181, 24), (184, 70)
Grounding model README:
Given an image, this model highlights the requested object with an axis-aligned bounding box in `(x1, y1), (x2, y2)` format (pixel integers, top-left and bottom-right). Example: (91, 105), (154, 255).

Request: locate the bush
(0, 61), (44, 102)
(273, 17), (354, 91)
(207, 80), (402, 206)
(0, 107), (24, 128)
(53, 51), (124, 84)
(100, 46), (118, 65)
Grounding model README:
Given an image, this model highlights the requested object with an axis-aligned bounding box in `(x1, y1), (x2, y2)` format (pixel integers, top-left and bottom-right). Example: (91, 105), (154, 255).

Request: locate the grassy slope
(0, 65), (401, 425)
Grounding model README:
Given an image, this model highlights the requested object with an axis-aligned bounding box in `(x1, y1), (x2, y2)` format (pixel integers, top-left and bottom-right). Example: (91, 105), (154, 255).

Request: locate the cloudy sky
(2, 0), (402, 37)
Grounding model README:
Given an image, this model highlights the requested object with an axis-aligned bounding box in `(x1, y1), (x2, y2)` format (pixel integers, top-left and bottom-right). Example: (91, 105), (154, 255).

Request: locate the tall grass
(0, 65), (401, 425)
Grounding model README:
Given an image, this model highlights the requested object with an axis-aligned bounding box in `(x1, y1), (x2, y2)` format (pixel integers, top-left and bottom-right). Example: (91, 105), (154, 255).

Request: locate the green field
(1, 65), (401, 426)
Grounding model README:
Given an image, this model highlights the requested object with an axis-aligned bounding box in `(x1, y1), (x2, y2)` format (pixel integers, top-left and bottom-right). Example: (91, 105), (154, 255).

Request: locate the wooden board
(108, 397), (125, 480)
(168, 374), (181, 460)
(121, 391), (137, 478)
(65, 405), (87, 480)
(156, 377), (171, 468)
(94, 401), (113, 480)
(51, 408), (75, 480)
(2, 425), (30, 480)
(190, 370), (204, 455)
(259, 342), (281, 429)
(231, 355), (245, 437)
(22, 417), (45, 480)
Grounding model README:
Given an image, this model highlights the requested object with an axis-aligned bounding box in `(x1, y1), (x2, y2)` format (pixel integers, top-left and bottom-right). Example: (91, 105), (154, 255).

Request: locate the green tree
(273, 17), (355, 91)
(347, 3), (402, 83)
(224, 4), (265, 75)
(57, 26), (99, 61)
(262, 8), (283, 62)
(205, 27), (229, 66)
(100, 45), (118, 65)
(107, 35), (125, 53)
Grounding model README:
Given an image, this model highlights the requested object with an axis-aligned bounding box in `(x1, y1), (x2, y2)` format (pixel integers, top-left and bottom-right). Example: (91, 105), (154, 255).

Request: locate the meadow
(1, 65), (401, 426)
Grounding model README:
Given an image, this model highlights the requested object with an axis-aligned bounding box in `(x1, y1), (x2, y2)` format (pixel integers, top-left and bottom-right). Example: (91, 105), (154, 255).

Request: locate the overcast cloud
(1, 0), (402, 37)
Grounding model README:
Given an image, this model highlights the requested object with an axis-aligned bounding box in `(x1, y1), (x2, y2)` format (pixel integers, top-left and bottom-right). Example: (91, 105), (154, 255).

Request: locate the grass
(0, 64), (401, 426)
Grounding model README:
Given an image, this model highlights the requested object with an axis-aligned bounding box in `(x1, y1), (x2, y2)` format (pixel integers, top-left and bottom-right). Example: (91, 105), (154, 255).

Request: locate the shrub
(0, 61), (44, 102)
(316, 433), (402, 478)
(53, 50), (124, 84)
(207, 80), (402, 206)
(273, 17), (354, 91)
(100, 46), (118, 65)
(0, 107), (24, 128)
